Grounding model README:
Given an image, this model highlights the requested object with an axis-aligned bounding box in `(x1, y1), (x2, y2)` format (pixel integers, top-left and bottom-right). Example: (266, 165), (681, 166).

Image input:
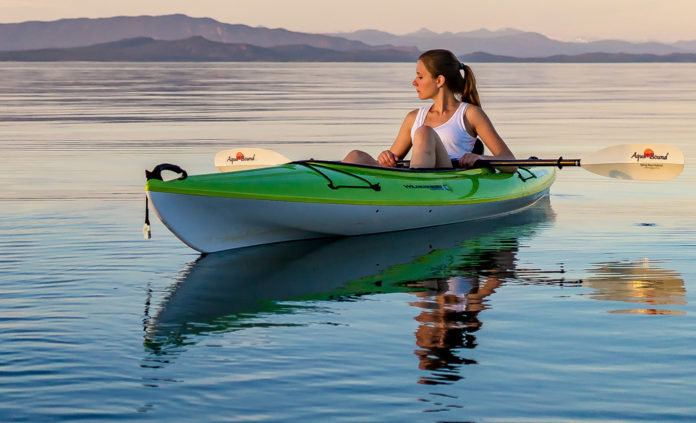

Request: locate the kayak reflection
(584, 260), (686, 315)
(145, 198), (555, 382)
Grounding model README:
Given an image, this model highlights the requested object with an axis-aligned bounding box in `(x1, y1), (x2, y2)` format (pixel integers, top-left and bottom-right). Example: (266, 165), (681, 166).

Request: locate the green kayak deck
(145, 160), (555, 206)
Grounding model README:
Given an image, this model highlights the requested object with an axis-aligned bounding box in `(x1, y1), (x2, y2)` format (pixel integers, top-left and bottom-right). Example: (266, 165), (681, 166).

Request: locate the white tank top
(410, 102), (477, 159)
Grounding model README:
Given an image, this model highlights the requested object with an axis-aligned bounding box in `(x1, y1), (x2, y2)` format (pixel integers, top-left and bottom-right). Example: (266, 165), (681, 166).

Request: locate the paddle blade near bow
(214, 148), (291, 172)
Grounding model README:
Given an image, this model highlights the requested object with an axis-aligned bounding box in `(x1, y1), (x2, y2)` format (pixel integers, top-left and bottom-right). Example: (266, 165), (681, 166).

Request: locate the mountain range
(330, 28), (696, 57)
(0, 36), (419, 62)
(1, 14), (696, 61)
(0, 14), (398, 52)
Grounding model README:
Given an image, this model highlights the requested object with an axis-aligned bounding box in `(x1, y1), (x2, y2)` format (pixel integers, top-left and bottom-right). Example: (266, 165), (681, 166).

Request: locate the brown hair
(418, 49), (480, 107)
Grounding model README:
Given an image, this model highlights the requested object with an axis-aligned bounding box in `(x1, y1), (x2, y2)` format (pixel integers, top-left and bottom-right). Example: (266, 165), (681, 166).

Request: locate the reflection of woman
(408, 248), (513, 385)
(343, 49), (515, 171)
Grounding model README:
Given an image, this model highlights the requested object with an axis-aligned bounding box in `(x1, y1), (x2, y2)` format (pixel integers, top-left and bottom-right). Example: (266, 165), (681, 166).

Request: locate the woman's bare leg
(410, 126), (453, 169)
(343, 150), (379, 165)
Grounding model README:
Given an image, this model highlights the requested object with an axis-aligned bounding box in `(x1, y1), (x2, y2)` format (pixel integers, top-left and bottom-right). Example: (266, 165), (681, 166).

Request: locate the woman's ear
(436, 74), (446, 88)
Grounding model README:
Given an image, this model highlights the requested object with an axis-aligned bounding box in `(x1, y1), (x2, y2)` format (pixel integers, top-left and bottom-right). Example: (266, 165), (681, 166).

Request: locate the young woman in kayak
(343, 49), (515, 171)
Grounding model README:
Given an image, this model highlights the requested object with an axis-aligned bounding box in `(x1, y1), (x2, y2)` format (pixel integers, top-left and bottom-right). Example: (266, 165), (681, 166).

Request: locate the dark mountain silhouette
(0, 36), (420, 62)
(1, 37), (694, 62)
(0, 14), (408, 52)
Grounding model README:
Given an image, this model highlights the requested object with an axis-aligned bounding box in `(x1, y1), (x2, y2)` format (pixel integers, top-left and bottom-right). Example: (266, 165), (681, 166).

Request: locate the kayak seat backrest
(473, 138), (484, 155)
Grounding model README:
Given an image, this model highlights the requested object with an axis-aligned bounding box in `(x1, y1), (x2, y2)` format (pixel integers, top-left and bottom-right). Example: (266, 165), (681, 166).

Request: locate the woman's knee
(412, 126), (438, 149)
(414, 125), (436, 139)
(343, 149), (373, 163)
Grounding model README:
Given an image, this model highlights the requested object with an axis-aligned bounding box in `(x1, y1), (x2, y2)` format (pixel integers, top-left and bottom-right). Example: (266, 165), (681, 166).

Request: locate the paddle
(214, 148), (291, 172)
(473, 144), (684, 181)
(214, 144), (684, 181)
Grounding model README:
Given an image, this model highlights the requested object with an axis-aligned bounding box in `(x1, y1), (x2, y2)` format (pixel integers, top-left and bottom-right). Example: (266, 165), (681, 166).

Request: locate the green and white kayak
(145, 160), (555, 253)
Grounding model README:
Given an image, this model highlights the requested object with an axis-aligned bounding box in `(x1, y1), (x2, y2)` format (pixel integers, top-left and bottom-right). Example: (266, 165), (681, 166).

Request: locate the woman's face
(412, 60), (439, 100)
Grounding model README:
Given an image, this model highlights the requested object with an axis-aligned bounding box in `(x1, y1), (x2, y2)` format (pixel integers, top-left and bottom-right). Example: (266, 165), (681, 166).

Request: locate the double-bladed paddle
(214, 144), (684, 181)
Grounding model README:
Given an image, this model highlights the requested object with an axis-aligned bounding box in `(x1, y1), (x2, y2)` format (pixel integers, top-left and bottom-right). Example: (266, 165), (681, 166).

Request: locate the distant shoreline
(3, 60), (696, 64)
(461, 51), (696, 63)
(2, 37), (696, 63)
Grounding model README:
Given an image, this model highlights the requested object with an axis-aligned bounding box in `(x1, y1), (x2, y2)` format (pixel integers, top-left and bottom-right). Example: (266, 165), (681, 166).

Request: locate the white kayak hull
(146, 187), (550, 253)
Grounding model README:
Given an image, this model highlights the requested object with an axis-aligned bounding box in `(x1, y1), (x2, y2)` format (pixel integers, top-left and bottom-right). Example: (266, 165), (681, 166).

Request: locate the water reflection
(144, 198), (555, 385)
(584, 260), (686, 315)
(408, 252), (515, 385)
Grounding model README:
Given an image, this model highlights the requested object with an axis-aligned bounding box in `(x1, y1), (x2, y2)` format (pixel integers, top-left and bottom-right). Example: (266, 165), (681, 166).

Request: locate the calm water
(1, 62), (695, 422)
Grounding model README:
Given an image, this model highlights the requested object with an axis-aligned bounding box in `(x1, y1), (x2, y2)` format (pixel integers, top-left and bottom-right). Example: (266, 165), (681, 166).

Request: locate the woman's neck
(429, 93), (460, 114)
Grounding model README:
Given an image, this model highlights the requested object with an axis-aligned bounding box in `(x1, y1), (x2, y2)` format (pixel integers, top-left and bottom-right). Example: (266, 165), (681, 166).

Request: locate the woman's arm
(377, 110), (418, 167)
(460, 105), (517, 173)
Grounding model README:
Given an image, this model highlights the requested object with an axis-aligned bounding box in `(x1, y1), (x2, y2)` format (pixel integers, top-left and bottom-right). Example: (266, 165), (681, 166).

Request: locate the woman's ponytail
(460, 64), (481, 107)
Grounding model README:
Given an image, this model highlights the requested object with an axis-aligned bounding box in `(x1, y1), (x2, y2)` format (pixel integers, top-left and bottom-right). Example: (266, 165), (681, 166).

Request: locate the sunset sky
(2, 0), (695, 43)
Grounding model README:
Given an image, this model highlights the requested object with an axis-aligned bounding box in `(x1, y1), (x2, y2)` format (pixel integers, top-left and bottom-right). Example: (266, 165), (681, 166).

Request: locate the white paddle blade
(214, 148), (291, 172)
(581, 144), (684, 181)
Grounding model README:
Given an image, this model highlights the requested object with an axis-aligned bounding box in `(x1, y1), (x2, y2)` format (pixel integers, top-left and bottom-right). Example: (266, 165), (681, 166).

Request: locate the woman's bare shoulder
(464, 103), (484, 116)
(404, 108), (419, 121)
(396, 109), (420, 134)
(464, 104), (492, 124)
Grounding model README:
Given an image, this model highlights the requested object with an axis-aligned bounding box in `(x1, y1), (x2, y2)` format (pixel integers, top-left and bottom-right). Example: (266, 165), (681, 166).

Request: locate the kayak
(144, 160), (555, 253)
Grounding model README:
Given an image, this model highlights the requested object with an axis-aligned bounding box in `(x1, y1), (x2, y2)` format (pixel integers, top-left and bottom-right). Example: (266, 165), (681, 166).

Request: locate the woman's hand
(458, 153), (482, 169)
(378, 150), (400, 167)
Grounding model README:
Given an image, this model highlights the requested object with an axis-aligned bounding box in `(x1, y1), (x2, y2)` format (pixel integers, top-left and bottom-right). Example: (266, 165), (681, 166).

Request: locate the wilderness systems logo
(403, 184), (452, 191)
(226, 152), (256, 164)
(631, 148), (669, 162)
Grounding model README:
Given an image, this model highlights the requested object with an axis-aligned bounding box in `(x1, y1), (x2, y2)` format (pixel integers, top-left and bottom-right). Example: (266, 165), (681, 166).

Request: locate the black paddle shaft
(475, 157), (581, 169)
(393, 157), (580, 169)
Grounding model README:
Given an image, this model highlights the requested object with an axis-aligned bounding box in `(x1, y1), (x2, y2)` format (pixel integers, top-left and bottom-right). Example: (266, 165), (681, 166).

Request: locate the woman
(343, 49), (515, 171)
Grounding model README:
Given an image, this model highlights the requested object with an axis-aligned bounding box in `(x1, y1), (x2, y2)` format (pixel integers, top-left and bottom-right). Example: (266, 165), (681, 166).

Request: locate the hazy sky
(2, 0), (695, 42)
